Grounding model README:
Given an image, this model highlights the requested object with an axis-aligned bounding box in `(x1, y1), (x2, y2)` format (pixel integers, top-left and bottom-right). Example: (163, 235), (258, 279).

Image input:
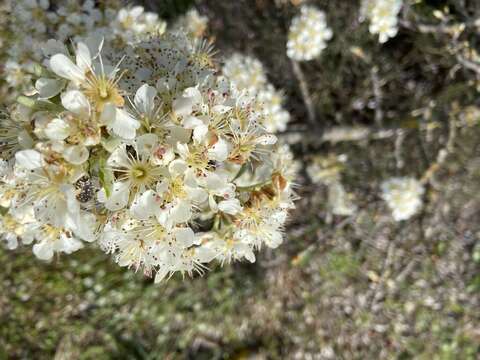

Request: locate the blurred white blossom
(360, 0), (403, 43)
(287, 5), (333, 61)
(174, 8), (208, 38)
(381, 177), (424, 221)
(223, 54), (290, 133)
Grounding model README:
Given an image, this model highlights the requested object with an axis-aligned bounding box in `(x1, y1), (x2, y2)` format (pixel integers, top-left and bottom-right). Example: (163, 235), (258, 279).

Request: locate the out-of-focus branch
(291, 60), (317, 126)
(455, 54), (480, 75)
(399, 19), (467, 36)
(394, 129), (406, 169)
(278, 126), (396, 144)
(421, 113), (457, 185)
(370, 66), (384, 127)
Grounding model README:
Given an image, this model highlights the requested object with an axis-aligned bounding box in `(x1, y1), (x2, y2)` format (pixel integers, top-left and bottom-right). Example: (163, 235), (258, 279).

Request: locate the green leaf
(98, 158), (113, 198)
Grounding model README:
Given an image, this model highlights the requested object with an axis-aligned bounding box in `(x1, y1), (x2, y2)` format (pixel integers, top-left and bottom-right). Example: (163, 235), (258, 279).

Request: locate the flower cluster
(360, 0), (403, 43)
(0, 30), (297, 281)
(173, 9), (209, 39)
(381, 177), (424, 221)
(1, 1), (167, 104)
(287, 5), (333, 61)
(223, 54), (290, 133)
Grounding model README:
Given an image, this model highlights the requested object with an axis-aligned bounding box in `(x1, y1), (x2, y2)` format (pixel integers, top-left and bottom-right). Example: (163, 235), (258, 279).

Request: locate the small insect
(75, 176), (95, 203)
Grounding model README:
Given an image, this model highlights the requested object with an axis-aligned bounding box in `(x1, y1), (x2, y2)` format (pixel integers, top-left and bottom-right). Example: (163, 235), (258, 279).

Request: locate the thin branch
(370, 66), (384, 127)
(455, 54), (480, 75)
(291, 60), (317, 126)
(278, 126), (396, 144)
(394, 129), (406, 169)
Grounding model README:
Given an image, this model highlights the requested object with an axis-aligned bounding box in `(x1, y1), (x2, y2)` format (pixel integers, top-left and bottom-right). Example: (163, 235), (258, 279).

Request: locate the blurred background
(2, 0), (480, 358)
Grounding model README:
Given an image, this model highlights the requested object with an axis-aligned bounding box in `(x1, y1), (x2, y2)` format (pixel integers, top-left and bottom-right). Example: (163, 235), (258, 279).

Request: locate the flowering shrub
(0, 1), (451, 284)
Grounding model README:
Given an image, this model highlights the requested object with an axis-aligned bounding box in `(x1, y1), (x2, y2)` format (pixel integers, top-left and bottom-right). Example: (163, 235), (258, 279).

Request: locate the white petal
(183, 87), (202, 103)
(265, 230), (283, 249)
(135, 133), (158, 157)
(35, 78), (63, 99)
(15, 150), (43, 169)
(183, 116), (203, 129)
(49, 54), (85, 83)
(99, 102), (116, 124)
(63, 145), (89, 165)
(218, 198), (242, 215)
(256, 134), (277, 145)
(70, 211), (96, 242)
(45, 118), (71, 140)
(194, 246), (217, 263)
(208, 137), (229, 162)
(170, 201), (192, 224)
(172, 96), (194, 117)
(131, 6), (144, 17)
(173, 227), (194, 247)
(110, 108), (140, 140)
(76, 42), (92, 72)
(134, 84), (157, 115)
(57, 235), (84, 254)
(33, 242), (54, 260)
(168, 159), (187, 176)
(187, 188), (208, 203)
(61, 90), (90, 115)
(193, 124), (208, 143)
(130, 190), (158, 219)
(107, 145), (130, 168)
(205, 172), (223, 190)
(98, 181), (130, 211)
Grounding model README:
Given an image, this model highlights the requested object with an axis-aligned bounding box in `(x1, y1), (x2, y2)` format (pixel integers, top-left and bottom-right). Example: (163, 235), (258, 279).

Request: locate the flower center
(84, 74), (124, 112)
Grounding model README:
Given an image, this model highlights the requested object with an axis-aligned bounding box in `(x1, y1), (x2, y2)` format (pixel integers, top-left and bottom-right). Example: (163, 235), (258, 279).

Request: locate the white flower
(114, 5), (166, 41)
(223, 54), (267, 94)
(98, 134), (165, 211)
(29, 224), (84, 261)
(360, 0), (403, 43)
(287, 5), (333, 61)
(49, 42), (91, 84)
(381, 177), (424, 221)
(199, 171), (241, 214)
(174, 9), (208, 38)
(223, 55), (291, 133)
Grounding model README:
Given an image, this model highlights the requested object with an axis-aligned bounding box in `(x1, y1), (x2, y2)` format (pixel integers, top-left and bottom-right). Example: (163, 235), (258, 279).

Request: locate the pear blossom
(1, 31), (297, 283)
(222, 54), (291, 133)
(381, 177), (424, 221)
(174, 9), (209, 39)
(360, 0), (403, 43)
(287, 5), (333, 61)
